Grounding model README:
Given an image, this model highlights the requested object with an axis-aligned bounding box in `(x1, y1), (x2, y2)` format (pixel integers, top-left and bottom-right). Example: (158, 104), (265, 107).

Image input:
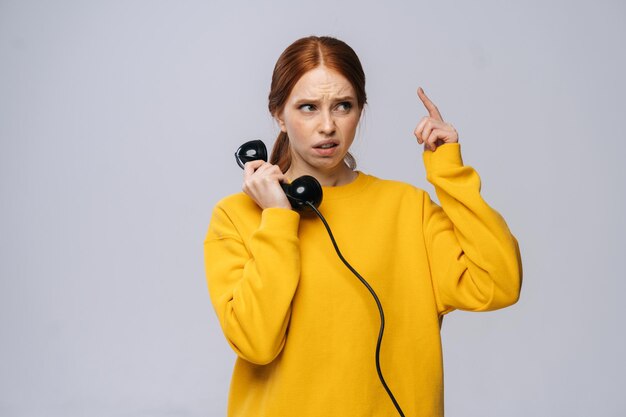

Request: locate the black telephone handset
(235, 140), (323, 212)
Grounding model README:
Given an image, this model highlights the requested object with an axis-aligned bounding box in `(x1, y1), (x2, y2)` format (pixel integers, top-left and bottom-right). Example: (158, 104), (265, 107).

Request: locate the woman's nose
(318, 111), (336, 135)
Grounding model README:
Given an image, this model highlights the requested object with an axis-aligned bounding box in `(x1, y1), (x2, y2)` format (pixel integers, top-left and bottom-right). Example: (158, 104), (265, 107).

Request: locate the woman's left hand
(413, 87), (459, 151)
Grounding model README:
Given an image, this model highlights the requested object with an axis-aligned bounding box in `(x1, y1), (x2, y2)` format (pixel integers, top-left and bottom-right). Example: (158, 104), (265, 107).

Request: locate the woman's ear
(275, 111), (287, 133)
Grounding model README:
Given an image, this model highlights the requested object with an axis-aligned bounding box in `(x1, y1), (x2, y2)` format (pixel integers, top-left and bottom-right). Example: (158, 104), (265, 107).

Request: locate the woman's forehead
(289, 66), (355, 101)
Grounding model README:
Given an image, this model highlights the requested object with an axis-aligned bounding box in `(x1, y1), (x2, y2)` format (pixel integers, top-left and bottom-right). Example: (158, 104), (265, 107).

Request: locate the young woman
(203, 36), (522, 417)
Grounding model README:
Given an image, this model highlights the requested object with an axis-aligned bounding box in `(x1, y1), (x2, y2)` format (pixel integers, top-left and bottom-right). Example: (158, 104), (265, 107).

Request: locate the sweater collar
(320, 171), (372, 201)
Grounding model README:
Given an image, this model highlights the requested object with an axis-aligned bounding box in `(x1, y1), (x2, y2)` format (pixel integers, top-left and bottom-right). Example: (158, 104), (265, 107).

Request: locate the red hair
(268, 36), (367, 172)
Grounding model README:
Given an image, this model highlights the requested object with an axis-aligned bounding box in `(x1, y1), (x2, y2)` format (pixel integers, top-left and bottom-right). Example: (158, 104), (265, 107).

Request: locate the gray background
(1, 0), (625, 416)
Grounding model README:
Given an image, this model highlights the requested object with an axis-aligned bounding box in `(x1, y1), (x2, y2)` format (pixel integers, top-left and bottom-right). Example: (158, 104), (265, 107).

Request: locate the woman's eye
(335, 102), (353, 112)
(299, 104), (316, 112)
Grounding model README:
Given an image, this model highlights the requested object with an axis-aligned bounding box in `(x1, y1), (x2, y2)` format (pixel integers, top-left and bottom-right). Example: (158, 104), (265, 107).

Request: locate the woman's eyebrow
(294, 95), (356, 104)
(293, 97), (320, 104)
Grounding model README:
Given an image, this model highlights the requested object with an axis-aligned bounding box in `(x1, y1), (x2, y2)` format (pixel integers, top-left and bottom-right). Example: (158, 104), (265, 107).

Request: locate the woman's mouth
(313, 141), (339, 156)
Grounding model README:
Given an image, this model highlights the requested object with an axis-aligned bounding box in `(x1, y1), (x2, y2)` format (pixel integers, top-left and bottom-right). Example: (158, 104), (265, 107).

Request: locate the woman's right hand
(243, 160), (292, 210)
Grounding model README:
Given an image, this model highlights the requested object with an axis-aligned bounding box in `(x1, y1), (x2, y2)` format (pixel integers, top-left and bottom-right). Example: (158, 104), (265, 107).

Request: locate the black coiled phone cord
(306, 202), (406, 417)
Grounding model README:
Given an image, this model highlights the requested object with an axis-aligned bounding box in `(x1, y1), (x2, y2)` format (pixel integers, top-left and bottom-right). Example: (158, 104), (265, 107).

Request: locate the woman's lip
(313, 140), (339, 148)
(313, 145), (339, 156)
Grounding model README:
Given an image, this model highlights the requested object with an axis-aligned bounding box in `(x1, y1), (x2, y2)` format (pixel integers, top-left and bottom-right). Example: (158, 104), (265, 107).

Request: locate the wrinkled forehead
(288, 66), (356, 101)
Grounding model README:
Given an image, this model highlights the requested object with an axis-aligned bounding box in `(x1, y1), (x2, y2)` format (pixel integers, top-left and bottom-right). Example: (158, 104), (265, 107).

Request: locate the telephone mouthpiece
(283, 175), (323, 211)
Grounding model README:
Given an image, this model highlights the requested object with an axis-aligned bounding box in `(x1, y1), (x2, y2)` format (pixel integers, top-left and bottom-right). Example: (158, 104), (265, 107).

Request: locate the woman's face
(275, 66), (362, 177)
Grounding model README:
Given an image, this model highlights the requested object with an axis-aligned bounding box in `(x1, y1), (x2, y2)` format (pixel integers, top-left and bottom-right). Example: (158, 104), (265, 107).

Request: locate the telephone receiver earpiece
(235, 139), (267, 169)
(235, 140), (323, 212)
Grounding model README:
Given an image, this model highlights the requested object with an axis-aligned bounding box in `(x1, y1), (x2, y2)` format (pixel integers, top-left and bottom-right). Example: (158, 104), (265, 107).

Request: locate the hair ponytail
(270, 131), (291, 172)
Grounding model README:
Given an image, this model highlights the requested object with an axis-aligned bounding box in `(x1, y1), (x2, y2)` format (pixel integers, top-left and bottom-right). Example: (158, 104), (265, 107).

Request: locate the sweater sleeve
(421, 143), (522, 315)
(203, 204), (301, 365)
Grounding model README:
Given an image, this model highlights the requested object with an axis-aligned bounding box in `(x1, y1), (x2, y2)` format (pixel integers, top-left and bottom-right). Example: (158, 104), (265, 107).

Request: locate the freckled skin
(275, 66), (362, 187)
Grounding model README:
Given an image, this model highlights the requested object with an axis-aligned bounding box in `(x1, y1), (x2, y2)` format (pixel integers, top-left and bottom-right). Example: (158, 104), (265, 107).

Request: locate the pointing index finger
(417, 87), (444, 122)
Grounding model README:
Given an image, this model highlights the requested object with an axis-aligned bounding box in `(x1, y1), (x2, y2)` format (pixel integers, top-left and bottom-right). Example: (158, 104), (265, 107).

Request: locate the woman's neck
(286, 163), (357, 187)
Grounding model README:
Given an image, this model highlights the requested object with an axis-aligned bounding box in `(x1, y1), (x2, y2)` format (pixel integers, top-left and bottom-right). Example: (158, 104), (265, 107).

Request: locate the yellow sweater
(203, 143), (522, 417)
